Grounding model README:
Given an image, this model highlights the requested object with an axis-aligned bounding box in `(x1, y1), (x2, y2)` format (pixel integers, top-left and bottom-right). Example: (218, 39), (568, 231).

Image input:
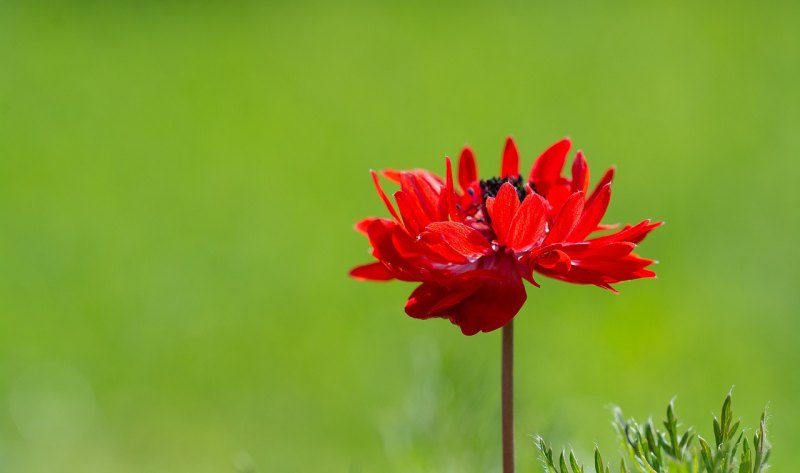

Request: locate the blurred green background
(1, 1), (798, 472)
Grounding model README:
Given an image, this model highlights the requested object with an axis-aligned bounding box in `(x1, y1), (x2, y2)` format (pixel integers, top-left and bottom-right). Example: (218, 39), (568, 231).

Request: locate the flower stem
(502, 320), (515, 473)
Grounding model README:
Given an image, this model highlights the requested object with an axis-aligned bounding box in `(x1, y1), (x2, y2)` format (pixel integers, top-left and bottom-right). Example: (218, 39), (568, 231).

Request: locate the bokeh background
(1, 1), (798, 472)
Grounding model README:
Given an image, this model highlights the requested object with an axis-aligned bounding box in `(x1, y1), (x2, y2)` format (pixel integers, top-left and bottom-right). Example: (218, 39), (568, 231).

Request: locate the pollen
(479, 176), (528, 201)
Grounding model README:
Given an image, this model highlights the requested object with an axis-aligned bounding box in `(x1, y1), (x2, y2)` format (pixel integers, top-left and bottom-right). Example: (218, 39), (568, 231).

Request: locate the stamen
(479, 176), (527, 201)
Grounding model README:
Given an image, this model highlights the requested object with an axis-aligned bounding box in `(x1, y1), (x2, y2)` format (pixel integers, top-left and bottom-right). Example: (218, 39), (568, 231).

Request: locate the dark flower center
(479, 176), (527, 201)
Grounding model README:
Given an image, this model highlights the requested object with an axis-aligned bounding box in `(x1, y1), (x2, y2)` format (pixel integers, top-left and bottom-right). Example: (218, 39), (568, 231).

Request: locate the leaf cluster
(536, 393), (770, 473)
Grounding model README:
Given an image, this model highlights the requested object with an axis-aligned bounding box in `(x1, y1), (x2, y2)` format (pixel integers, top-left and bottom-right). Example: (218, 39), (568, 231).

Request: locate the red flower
(350, 137), (661, 335)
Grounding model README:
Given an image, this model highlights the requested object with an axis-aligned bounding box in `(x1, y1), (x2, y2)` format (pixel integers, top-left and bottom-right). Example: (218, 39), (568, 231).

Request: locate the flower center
(479, 176), (527, 201)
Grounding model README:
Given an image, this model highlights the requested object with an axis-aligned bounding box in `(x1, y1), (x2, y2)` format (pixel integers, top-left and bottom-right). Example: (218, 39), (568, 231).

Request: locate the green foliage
(537, 393), (770, 473)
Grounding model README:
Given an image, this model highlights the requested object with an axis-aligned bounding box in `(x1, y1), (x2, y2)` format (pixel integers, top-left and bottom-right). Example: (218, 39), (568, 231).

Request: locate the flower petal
(571, 255), (656, 282)
(404, 280), (484, 318)
(507, 193), (547, 252)
(381, 169), (402, 183)
(486, 182), (520, 246)
(371, 170), (401, 222)
(568, 183), (611, 242)
(394, 190), (428, 236)
(405, 283), (450, 319)
(570, 151), (590, 194)
(449, 272), (527, 335)
(501, 137), (520, 179)
(544, 191), (585, 245)
(458, 146), (478, 191)
(445, 156), (458, 220)
(544, 181), (572, 216)
(565, 241), (636, 259)
(399, 172), (444, 223)
(536, 249), (571, 273)
(361, 218), (398, 256)
(589, 166), (615, 201)
(359, 219), (425, 281)
(349, 262), (395, 281)
(354, 217), (384, 235)
(529, 138), (571, 193)
(420, 221), (492, 261)
(589, 219), (663, 245)
(535, 240), (658, 291)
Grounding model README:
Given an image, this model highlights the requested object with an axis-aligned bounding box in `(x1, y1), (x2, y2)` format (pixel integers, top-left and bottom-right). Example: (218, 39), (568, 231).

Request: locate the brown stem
(502, 320), (515, 473)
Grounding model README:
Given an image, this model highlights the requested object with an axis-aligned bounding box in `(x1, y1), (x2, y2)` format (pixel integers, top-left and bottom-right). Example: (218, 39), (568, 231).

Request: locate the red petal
(485, 196), (495, 216)
(536, 249), (571, 273)
(405, 283), (450, 319)
(589, 167), (615, 201)
(361, 219), (424, 281)
(570, 151), (590, 194)
(544, 191), (585, 245)
(487, 182), (520, 246)
(405, 281), (483, 320)
(390, 225), (460, 274)
(428, 283), (483, 313)
(458, 146), (478, 191)
(546, 265), (618, 290)
(536, 241), (658, 290)
(354, 217), (383, 235)
(592, 223), (619, 234)
(501, 137), (520, 179)
(420, 221), (492, 261)
(371, 170), (401, 222)
(589, 219), (663, 245)
(624, 220), (662, 244)
(349, 262), (395, 281)
(449, 273), (527, 335)
(568, 183), (611, 242)
(381, 169), (402, 183)
(529, 138), (571, 193)
(399, 172), (444, 223)
(507, 193), (547, 252)
(565, 241), (635, 259)
(445, 156), (458, 220)
(523, 270), (540, 287)
(394, 190), (428, 236)
(572, 256), (656, 281)
(545, 181), (572, 216)
(362, 218), (398, 255)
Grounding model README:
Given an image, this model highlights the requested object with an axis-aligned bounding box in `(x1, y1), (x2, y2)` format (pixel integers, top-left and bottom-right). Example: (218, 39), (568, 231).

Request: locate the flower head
(350, 137), (661, 335)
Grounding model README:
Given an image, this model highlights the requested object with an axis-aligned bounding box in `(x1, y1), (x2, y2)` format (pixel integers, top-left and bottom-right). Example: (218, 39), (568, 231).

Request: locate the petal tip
(501, 136), (521, 178)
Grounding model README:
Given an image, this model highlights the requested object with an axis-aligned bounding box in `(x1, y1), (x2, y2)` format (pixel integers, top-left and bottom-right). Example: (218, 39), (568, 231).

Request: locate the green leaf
(560, 451), (569, 473)
(740, 436), (752, 473)
(664, 400), (682, 461)
(595, 448), (605, 473)
(721, 394), (732, 433)
(572, 450), (585, 473)
(698, 436), (713, 471)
